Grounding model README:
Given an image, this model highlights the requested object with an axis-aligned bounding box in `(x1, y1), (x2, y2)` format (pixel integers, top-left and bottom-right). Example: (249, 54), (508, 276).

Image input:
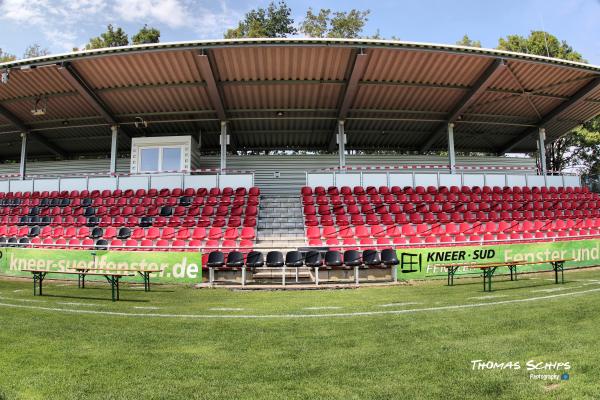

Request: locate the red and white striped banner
(312, 165), (538, 172)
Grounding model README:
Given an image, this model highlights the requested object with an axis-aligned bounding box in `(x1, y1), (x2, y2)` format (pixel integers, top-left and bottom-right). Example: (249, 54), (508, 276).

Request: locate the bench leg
(447, 267), (457, 286)
(509, 265), (517, 281)
(315, 267), (319, 286)
(282, 266), (286, 286)
(354, 266), (359, 286)
(140, 272), (150, 292)
(242, 267), (246, 287)
(33, 272), (46, 296)
(482, 268), (497, 292)
(552, 262), (565, 284)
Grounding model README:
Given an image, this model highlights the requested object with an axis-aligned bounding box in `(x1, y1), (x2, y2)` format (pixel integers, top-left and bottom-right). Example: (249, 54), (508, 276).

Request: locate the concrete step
(257, 228), (305, 236)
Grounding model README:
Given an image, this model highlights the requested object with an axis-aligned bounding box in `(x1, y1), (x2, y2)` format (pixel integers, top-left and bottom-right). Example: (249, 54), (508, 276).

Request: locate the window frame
(137, 145), (185, 173)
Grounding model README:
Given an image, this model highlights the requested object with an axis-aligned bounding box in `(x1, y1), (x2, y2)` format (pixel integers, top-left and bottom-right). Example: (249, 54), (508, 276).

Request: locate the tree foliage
(497, 30), (584, 62)
(300, 8), (370, 38)
(456, 34), (481, 48)
(224, 1), (296, 38)
(132, 25), (161, 45)
(85, 24), (129, 50)
(0, 48), (16, 63)
(23, 44), (49, 59)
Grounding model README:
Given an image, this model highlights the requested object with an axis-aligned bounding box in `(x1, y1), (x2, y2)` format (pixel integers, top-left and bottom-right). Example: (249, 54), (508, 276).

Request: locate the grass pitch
(1, 268), (600, 399)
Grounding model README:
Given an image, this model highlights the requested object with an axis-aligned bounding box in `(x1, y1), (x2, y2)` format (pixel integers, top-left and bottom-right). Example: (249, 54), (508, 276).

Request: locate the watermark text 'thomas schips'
(471, 360), (571, 371)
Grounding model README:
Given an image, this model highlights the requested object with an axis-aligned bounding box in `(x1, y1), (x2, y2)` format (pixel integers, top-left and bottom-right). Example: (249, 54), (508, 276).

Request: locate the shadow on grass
(41, 293), (151, 303)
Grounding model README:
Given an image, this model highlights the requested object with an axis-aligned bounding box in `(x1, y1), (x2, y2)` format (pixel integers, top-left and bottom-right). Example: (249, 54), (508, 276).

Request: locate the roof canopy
(0, 38), (599, 159)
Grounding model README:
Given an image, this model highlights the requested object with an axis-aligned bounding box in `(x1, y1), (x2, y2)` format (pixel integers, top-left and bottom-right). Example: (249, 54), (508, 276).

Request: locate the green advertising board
(0, 247), (203, 283)
(396, 238), (600, 279)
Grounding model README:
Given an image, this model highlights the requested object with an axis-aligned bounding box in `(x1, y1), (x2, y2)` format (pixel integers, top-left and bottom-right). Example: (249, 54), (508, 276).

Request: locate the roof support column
(337, 120), (346, 172)
(19, 131), (27, 180)
(220, 121), (228, 174)
(110, 125), (118, 175)
(447, 123), (456, 174)
(538, 128), (547, 175)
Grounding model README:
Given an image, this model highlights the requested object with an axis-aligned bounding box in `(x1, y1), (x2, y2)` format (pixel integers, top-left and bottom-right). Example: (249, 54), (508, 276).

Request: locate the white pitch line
(133, 306), (161, 310)
(208, 307), (245, 311)
(0, 288), (599, 320)
(12, 289), (23, 293)
(378, 302), (420, 307)
(531, 286), (583, 293)
(0, 297), (46, 303)
(583, 282), (600, 286)
(468, 295), (509, 300)
(57, 302), (97, 307)
(304, 306), (342, 310)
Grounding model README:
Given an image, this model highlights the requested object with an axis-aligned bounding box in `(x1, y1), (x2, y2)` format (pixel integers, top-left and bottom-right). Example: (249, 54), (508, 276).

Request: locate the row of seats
(1, 215), (257, 228)
(304, 197), (596, 209)
(305, 210), (598, 227)
(1, 205), (258, 218)
(0, 237), (254, 252)
(0, 194), (260, 208)
(304, 203), (595, 216)
(0, 225), (256, 241)
(301, 185), (590, 196)
(0, 187), (260, 199)
(206, 248), (400, 269)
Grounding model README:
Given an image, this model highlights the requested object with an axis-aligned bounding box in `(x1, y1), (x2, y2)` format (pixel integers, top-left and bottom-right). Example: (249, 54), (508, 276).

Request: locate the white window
(138, 146), (183, 173)
(139, 148), (159, 172)
(162, 147), (182, 171)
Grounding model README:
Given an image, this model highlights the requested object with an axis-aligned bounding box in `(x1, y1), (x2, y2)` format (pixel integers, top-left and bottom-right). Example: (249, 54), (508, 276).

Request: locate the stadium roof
(0, 38), (599, 160)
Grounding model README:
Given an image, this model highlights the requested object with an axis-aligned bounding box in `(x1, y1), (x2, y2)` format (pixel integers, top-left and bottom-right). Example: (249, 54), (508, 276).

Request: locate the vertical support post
(447, 123), (456, 174)
(110, 125), (118, 175)
(337, 120), (346, 172)
(220, 121), (228, 174)
(538, 128), (547, 176)
(19, 131), (27, 180)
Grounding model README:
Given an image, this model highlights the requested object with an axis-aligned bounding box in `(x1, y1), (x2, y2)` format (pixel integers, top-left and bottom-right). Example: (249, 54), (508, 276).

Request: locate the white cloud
(0, 0), (242, 53)
(113, 0), (190, 28)
(112, 0), (241, 36)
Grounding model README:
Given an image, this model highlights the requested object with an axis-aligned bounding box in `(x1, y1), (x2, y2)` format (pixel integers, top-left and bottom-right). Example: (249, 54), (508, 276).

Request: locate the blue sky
(0, 0), (598, 64)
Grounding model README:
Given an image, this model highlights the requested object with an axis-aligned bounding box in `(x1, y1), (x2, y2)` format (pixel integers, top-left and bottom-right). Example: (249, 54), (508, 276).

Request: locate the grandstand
(0, 38), (599, 284)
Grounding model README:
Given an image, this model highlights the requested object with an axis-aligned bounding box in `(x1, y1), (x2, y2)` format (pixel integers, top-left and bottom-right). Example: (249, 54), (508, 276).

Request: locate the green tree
(0, 48), (16, 63)
(132, 25), (161, 45)
(456, 34), (481, 48)
(224, 1), (296, 38)
(85, 24), (129, 50)
(23, 43), (49, 59)
(300, 8), (370, 38)
(497, 31), (584, 62)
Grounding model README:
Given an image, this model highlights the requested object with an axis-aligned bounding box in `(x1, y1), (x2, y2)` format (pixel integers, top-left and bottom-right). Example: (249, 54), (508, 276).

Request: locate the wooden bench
(73, 267), (162, 292)
(432, 259), (574, 292)
(22, 269), (135, 301)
